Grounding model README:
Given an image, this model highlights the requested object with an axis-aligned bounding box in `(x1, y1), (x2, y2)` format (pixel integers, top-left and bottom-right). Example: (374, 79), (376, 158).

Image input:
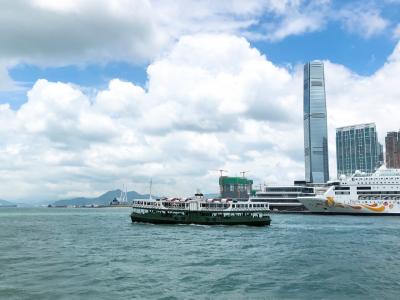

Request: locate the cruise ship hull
(131, 211), (271, 226)
(299, 197), (400, 215)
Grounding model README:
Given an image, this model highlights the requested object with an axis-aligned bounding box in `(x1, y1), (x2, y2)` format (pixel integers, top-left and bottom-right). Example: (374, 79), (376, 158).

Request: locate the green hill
(0, 199), (17, 207)
(52, 190), (154, 206)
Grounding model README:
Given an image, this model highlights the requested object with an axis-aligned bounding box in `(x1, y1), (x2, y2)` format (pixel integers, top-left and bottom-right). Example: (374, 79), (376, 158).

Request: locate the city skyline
(0, 1), (400, 201)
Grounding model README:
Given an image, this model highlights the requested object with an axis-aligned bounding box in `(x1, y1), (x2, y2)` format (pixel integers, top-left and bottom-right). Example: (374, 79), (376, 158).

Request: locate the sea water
(0, 208), (400, 299)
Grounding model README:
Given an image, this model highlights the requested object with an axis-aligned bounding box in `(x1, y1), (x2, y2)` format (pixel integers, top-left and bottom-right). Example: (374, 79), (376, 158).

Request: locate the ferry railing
(132, 202), (270, 211)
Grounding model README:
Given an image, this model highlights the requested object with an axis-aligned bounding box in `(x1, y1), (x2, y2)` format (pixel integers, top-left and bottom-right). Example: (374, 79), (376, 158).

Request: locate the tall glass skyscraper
(303, 61), (329, 183)
(336, 123), (378, 176)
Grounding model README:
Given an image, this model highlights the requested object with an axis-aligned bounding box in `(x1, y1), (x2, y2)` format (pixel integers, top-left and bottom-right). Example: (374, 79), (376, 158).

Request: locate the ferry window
(232, 204), (235, 208)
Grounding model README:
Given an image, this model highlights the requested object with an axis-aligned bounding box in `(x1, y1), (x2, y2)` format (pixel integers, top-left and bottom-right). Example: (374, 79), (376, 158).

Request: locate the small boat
(131, 192), (271, 226)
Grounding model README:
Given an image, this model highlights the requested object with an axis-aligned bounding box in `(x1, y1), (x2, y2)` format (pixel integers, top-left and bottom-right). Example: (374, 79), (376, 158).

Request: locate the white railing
(132, 203), (269, 212)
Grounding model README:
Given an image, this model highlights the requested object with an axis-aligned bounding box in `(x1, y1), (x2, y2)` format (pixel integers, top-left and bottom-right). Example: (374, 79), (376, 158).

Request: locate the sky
(1, 0), (400, 201)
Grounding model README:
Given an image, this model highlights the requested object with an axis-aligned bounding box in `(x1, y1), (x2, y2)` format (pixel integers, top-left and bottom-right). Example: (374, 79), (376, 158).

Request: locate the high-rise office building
(336, 123), (379, 176)
(303, 61), (329, 183)
(385, 131), (400, 168)
(377, 142), (384, 168)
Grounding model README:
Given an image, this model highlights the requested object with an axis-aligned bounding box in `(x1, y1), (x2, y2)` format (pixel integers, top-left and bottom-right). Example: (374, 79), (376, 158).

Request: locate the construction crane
(214, 169), (228, 177)
(240, 171), (249, 178)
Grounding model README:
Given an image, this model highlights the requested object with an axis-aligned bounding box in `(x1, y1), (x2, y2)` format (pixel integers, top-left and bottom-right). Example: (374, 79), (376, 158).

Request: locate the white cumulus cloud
(338, 5), (389, 38)
(1, 34), (400, 202)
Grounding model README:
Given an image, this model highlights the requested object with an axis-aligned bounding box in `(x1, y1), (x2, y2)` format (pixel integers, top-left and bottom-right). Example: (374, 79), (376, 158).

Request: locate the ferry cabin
(131, 199), (269, 218)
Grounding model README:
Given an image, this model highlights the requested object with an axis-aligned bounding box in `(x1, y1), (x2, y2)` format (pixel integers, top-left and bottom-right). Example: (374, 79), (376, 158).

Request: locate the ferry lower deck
(131, 210), (271, 226)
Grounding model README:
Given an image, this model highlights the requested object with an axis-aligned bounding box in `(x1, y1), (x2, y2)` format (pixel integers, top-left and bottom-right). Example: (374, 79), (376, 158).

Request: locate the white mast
(149, 178), (153, 200)
(125, 184), (128, 203)
(119, 184), (124, 202)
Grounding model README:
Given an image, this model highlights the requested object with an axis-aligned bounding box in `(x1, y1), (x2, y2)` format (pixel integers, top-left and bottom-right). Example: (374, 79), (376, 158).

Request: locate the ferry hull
(131, 212), (271, 226)
(299, 197), (400, 215)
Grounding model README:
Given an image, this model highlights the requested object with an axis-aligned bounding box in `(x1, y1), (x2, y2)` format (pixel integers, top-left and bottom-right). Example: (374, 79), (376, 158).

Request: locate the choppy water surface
(1, 208), (400, 299)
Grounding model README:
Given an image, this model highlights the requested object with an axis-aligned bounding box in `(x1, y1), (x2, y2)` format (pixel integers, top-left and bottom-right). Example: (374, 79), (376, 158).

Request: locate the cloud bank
(0, 1), (394, 69)
(1, 34), (400, 201)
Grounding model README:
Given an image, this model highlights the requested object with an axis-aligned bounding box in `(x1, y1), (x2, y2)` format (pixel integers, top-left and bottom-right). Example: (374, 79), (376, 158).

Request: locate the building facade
(303, 61), (329, 183)
(385, 131), (400, 168)
(377, 142), (384, 168)
(219, 176), (253, 199)
(336, 123), (379, 176)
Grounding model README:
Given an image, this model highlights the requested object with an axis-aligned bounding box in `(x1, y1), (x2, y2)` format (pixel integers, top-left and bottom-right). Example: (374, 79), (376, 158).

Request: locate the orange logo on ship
(324, 196), (386, 212)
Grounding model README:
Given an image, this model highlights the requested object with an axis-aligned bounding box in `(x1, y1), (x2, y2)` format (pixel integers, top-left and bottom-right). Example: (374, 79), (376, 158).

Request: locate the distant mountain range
(0, 199), (17, 207)
(0, 191), (220, 207)
(52, 190), (154, 206)
(52, 190), (220, 206)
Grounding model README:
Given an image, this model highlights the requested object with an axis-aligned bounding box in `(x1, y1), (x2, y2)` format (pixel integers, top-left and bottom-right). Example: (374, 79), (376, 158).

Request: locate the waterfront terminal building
(250, 181), (315, 211)
(336, 123), (379, 176)
(303, 61), (330, 183)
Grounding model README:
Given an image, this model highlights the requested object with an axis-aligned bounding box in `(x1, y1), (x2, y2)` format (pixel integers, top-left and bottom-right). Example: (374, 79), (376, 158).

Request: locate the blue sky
(8, 25), (396, 87)
(1, 0), (400, 201)
(2, 0), (400, 109)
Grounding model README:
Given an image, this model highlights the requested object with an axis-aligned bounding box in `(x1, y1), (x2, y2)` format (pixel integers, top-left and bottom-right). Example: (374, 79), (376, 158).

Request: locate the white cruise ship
(298, 168), (400, 215)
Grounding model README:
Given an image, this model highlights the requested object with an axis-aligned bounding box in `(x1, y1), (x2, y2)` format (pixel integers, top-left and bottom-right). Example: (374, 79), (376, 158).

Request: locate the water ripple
(1, 208), (400, 299)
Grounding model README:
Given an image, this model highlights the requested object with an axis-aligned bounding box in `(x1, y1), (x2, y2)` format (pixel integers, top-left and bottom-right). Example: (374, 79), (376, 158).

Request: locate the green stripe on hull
(131, 212), (271, 226)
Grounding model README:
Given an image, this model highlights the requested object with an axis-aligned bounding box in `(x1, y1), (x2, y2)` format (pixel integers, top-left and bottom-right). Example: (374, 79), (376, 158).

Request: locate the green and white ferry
(131, 192), (271, 226)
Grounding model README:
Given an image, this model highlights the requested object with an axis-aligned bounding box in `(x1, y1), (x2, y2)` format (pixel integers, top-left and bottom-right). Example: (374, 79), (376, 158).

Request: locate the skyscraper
(377, 142), (384, 168)
(385, 131), (400, 168)
(303, 61), (329, 183)
(336, 123), (379, 176)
